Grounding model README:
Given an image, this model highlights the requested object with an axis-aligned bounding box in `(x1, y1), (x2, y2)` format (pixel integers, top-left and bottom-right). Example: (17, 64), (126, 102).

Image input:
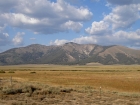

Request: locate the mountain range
(0, 42), (140, 65)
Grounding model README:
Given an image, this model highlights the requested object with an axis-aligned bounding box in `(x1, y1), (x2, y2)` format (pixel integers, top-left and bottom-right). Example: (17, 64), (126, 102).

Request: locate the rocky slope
(0, 42), (140, 65)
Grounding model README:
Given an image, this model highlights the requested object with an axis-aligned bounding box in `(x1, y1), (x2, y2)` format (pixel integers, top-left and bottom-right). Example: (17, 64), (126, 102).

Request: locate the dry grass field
(0, 64), (140, 105)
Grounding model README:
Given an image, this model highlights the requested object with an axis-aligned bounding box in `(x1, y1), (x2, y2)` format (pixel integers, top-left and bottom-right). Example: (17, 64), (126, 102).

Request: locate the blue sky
(0, 0), (140, 52)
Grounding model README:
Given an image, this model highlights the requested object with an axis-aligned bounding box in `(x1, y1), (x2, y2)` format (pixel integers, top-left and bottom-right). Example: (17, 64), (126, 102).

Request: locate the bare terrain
(0, 65), (140, 105)
(1, 43), (140, 65)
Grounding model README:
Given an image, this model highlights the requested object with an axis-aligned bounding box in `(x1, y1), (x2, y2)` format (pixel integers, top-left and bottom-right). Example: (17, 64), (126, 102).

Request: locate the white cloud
(0, 32), (10, 46)
(113, 30), (140, 40)
(0, 0), (140, 50)
(85, 4), (140, 40)
(50, 28), (140, 48)
(50, 36), (97, 45)
(86, 0), (140, 35)
(3, 33), (9, 37)
(0, 0), (92, 34)
(136, 29), (140, 34)
(63, 20), (83, 32)
(0, 25), (11, 46)
(0, 25), (7, 32)
(72, 36), (97, 44)
(85, 21), (112, 35)
(83, 0), (140, 50)
(104, 4), (140, 29)
(107, 0), (140, 5)
(50, 39), (68, 45)
(0, 0), (18, 13)
(12, 32), (24, 46)
(97, 29), (140, 47)
(1, 13), (39, 26)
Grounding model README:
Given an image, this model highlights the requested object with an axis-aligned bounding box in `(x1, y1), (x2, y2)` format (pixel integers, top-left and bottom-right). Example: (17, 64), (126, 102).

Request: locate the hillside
(0, 42), (140, 65)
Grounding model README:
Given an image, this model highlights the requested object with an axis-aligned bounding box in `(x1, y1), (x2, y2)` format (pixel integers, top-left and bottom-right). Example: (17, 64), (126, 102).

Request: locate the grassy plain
(0, 64), (140, 104)
(0, 64), (140, 92)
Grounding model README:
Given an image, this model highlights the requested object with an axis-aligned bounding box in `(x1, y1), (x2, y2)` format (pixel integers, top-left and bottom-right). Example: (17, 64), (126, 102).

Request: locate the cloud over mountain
(0, 0), (140, 51)
(83, 0), (140, 48)
(12, 32), (24, 46)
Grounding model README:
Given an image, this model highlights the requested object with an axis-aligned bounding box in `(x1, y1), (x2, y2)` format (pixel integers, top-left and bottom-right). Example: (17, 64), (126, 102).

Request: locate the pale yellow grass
(0, 65), (140, 93)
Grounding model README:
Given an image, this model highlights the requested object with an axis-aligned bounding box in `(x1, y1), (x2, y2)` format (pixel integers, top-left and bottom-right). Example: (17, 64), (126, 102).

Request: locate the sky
(0, 0), (140, 52)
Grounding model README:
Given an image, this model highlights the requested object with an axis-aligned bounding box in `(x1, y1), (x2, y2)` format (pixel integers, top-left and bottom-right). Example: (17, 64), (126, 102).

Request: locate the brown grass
(0, 65), (140, 93)
(0, 65), (140, 105)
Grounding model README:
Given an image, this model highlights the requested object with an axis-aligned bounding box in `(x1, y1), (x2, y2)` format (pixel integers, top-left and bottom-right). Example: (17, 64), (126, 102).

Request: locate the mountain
(0, 42), (140, 65)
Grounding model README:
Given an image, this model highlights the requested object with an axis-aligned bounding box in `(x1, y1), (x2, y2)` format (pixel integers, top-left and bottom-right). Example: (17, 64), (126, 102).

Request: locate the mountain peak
(27, 44), (46, 47)
(65, 42), (79, 45)
(0, 43), (140, 65)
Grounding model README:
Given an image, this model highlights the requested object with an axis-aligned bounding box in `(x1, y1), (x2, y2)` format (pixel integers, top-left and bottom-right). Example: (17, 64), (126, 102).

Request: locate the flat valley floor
(0, 65), (140, 105)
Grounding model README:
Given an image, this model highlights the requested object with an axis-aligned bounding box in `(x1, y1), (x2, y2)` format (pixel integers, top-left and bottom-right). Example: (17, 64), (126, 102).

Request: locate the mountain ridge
(0, 43), (140, 65)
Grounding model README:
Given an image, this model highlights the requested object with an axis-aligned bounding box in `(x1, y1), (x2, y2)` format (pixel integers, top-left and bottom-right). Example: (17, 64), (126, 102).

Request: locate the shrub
(47, 87), (60, 94)
(40, 87), (73, 95)
(30, 71), (36, 74)
(21, 85), (37, 94)
(2, 87), (22, 95)
(2, 85), (38, 95)
(8, 71), (15, 73)
(60, 88), (73, 93)
(0, 70), (5, 73)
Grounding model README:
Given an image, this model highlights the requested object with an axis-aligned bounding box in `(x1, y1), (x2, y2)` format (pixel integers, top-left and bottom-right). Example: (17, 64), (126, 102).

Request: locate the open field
(0, 65), (140, 104)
